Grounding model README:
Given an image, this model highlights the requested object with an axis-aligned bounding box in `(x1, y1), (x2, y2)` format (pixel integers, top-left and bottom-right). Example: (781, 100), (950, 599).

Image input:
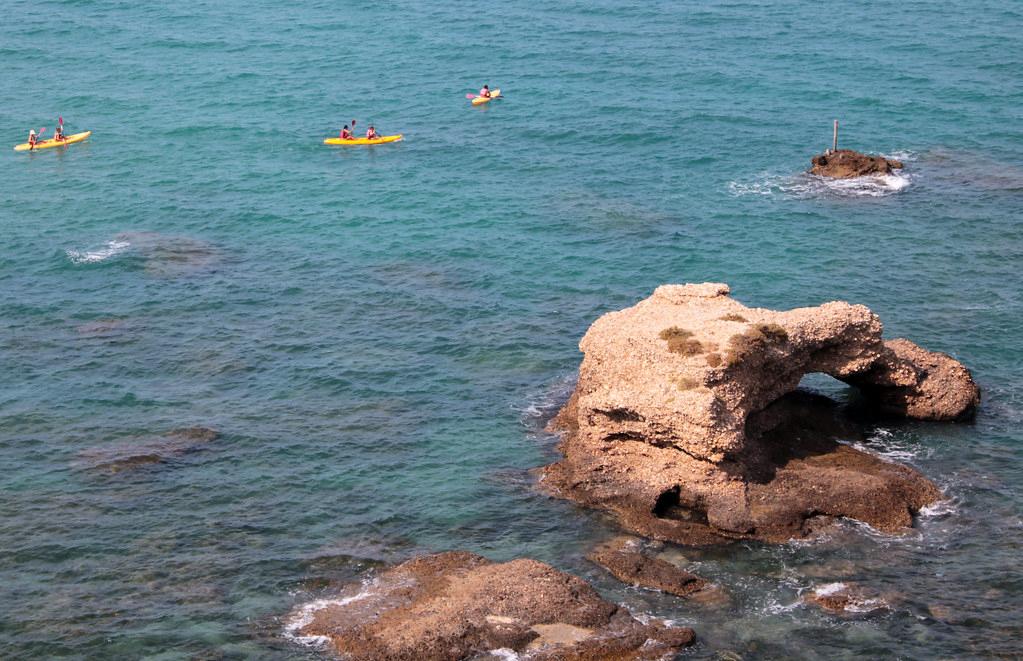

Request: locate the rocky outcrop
(810, 149), (903, 178)
(288, 551), (694, 660)
(542, 284), (979, 544)
(587, 536), (712, 598)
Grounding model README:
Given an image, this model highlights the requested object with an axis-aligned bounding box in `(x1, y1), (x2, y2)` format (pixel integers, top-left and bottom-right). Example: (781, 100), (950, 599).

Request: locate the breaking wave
(282, 583), (375, 648)
(850, 427), (931, 464)
(65, 239), (131, 264)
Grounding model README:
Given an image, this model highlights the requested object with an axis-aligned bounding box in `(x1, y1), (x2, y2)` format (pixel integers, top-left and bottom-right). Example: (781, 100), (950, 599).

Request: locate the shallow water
(2, 0), (1022, 658)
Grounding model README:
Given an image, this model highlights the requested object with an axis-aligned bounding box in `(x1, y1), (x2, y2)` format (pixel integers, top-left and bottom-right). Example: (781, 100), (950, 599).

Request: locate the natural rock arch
(542, 284), (979, 544)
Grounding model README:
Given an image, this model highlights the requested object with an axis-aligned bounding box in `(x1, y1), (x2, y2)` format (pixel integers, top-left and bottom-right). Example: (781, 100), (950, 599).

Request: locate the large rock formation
(809, 149), (903, 178)
(542, 284), (979, 544)
(287, 551), (694, 660)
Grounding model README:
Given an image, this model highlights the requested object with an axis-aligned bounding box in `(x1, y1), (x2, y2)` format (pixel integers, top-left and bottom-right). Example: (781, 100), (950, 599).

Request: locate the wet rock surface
(542, 284), (978, 544)
(289, 551), (695, 660)
(809, 149), (903, 178)
(587, 536), (711, 598)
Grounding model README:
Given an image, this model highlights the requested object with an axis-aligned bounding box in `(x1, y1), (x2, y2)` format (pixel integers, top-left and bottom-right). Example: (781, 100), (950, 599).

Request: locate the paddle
(465, 93), (478, 99)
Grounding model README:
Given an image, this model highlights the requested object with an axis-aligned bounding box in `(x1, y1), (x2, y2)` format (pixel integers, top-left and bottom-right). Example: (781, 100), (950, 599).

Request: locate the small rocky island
(810, 148), (903, 178)
(542, 283), (979, 544)
(289, 551), (694, 660)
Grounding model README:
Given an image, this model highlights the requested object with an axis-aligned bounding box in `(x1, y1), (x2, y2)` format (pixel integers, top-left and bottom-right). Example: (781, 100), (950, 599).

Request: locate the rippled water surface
(2, 0), (1022, 658)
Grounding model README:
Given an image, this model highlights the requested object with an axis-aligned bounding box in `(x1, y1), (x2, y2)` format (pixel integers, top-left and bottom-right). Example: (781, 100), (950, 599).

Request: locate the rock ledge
(290, 551), (694, 660)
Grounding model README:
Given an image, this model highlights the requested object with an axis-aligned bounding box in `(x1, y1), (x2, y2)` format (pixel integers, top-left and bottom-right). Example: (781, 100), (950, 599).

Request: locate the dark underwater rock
(77, 427), (219, 473)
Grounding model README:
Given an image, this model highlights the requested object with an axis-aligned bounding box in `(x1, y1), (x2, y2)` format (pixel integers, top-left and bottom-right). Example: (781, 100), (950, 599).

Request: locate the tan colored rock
(847, 338), (980, 421)
(809, 149), (903, 178)
(565, 283), (977, 463)
(542, 284), (979, 544)
(288, 551), (694, 660)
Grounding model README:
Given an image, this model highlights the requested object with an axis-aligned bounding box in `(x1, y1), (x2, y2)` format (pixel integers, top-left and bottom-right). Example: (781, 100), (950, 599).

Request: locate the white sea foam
(65, 239), (131, 264)
(488, 649), (521, 660)
(884, 150), (916, 162)
(727, 177), (777, 196)
(919, 497), (957, 518)
(812, 582), (848, 597)
(763, 598), (802, 615)
(797, 171), (912, 198)
(514, 373), (577, 434)
(282, 586), (375, 647)
(849, 427), (930, 464)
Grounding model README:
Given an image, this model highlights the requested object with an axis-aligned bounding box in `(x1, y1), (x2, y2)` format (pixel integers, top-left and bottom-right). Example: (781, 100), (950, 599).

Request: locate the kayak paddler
(366, 125), (378, 140)
(339, 124), (354, 140)
(479, 84), (491, 98)
(53, 124), (65, 142)
(27, 129), (40, 150)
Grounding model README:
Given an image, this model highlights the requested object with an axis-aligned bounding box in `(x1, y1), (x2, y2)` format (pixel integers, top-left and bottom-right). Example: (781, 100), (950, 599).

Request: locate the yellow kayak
(471, 89), (501, 105)
(324, 134), (403, 146)
(14, 130), (91, 152)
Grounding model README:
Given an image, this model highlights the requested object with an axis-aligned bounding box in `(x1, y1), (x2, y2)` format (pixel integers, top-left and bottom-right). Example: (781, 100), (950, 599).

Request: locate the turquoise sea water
(2, 0), (1022, 658)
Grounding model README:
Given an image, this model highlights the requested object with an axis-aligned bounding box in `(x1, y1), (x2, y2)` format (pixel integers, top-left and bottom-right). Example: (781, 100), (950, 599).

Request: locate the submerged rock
(588, 536), (712, 598)
(115, 231), (219, 276)
(809, 149), (903, 178)
(542, 284), (979, 544)
(287, 551), (694, 660)
(803, 582), (891, 615)
(75, 318), (133, 338)
(77, 427), (219, 473)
